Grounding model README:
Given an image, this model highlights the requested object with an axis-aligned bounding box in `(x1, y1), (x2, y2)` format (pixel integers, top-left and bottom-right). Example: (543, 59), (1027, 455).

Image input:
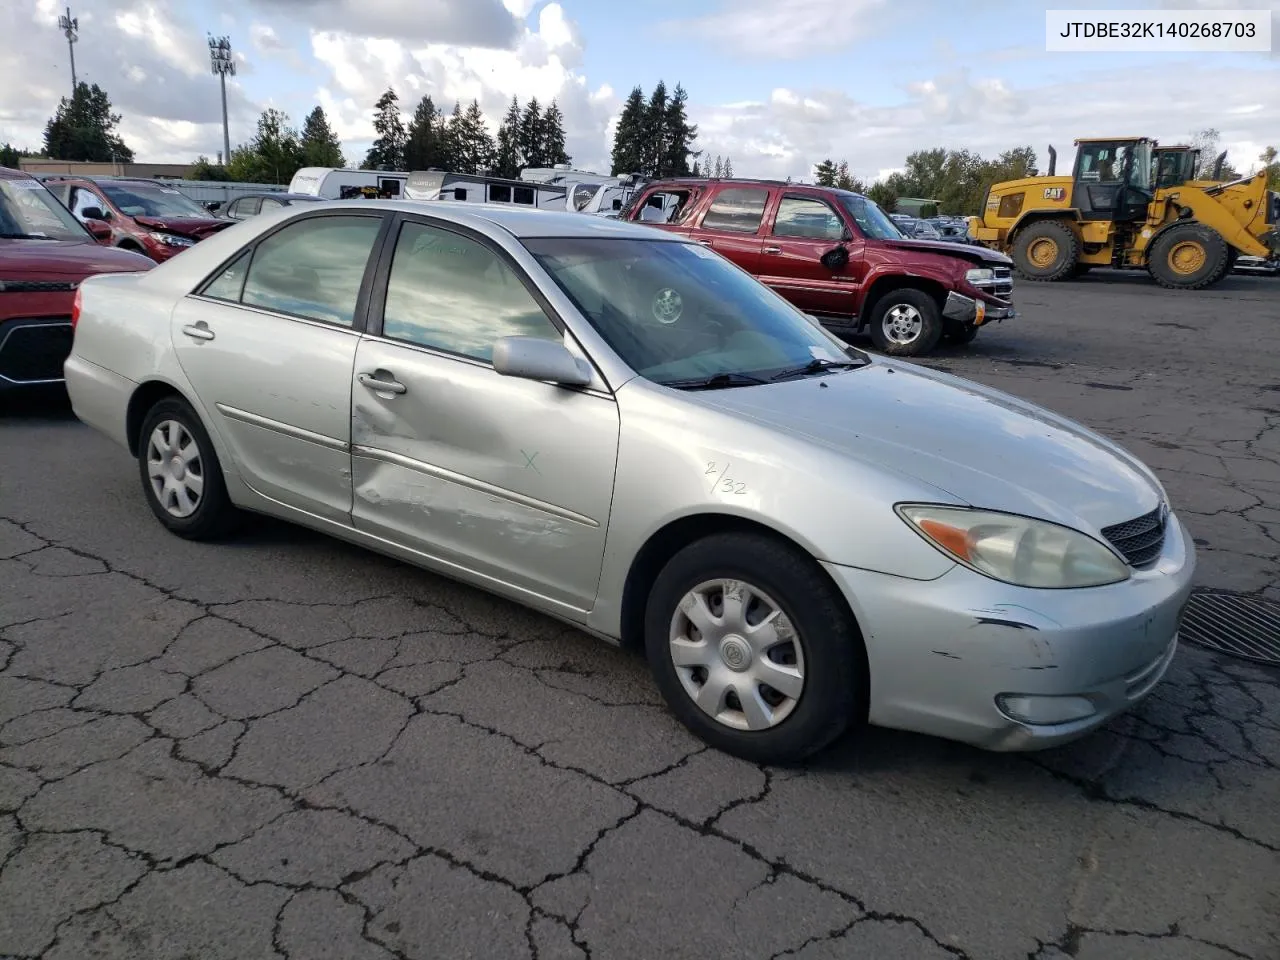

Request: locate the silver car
(63, 199), (1195, 764)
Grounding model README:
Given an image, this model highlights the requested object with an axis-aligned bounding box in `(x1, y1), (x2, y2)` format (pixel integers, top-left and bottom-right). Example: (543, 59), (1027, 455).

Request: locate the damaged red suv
(1, 166), (154, 393)
(41, 175), (231, 262)
(625, 178), (1016, 356)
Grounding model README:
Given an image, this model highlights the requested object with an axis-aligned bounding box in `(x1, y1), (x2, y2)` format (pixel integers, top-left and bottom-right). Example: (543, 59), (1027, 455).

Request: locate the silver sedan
(63, 199), (1195, 764)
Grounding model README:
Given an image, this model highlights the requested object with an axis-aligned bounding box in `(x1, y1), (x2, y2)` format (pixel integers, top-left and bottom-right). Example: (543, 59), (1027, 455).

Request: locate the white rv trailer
(287, 167), (410, 199)
(402, 170), (568, 209)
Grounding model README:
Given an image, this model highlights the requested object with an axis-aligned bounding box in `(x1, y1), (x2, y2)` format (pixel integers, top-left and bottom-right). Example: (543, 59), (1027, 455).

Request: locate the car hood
(133, 215), (230, 239)
(0, 238), (154, 279)
(879, 237), (1012, 267)
(690, 360), (1163, 535)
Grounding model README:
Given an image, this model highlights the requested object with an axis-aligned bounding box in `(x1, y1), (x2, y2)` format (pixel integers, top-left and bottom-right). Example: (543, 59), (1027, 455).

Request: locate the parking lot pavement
(1, 272), (1277, 960)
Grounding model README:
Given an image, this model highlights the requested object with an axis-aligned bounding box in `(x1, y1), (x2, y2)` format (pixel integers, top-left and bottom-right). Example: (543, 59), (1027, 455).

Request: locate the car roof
(331, 199), (687, 240)
(0, 165), (35, 181)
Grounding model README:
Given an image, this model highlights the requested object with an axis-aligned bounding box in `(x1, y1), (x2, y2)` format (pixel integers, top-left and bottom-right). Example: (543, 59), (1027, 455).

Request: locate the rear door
(687, 185), (770, 274)
(755, 192), (860, 317)
(171, 210), (390, 523)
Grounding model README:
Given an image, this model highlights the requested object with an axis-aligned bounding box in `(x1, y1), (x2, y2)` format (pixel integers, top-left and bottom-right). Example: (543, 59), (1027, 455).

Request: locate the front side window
(239, 215), (383, 326)
(700, 188), (768, 233)
(381, 221), (561, 362)
(99, 182), (208, 218)
(0, 179), (92, 241)
(772, 196), (845, 240)
(837, 195), (904, 240)
(527, 237), (858, 386)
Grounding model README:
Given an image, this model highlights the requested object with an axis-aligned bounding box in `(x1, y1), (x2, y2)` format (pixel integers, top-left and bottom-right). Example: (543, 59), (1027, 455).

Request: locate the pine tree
(519, 97), (543, 169)
(433, 103), (458, 171)
(609, 86), (646, 176)
(300, 106), (345, 168)
(712, 155), (723, 178)
(362, 88), (406, 170)
(452, 99), (495, 175)
(542, 100), (570, 167)
(814, 159), (838, 186)
(225, 108), (304, 184)
(661, 84), (697, 177)
(835, 161), (863, 192)
(42, 82), (134, 163)
(404, 95), (441, 171)
(494, 96), (523, 178)
(642, 81), (668, 176)
(723, 157), (733, 178)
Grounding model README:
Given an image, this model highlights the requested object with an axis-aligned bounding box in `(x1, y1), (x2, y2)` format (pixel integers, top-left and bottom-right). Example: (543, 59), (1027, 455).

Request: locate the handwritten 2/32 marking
(705, 461), (747, 495)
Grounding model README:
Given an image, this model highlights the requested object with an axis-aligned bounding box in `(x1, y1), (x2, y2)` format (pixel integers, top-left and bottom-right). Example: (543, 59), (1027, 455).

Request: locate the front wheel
(1147, 223), (1229, 290)
(644, 532), (865, 764)
(867, 288), (944, 357)
(137, 396), (242, 540)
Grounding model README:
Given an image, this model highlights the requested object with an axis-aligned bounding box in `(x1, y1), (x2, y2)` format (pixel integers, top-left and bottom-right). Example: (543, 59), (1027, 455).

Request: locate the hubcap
(882, 304), (923, 345)
(1028, 237), (1059, 268)
(1169, 240), (1206, 275)
(668, 578), (806, 732)
(146, 419), (204, 519)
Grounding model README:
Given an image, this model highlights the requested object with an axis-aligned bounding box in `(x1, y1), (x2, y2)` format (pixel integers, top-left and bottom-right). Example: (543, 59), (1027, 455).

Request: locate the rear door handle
(358, 372), (407, 395)
(763, 246), (781, 254)
(181, 322), (214, 341)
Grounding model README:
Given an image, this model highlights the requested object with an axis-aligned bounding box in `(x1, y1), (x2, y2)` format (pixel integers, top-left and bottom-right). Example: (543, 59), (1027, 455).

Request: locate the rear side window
(700, 188), (768, 233)
(203, 215), (382, 327)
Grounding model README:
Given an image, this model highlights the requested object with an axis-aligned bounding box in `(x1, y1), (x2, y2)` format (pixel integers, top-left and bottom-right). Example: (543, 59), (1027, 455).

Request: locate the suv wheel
(867, 289), (943, 357)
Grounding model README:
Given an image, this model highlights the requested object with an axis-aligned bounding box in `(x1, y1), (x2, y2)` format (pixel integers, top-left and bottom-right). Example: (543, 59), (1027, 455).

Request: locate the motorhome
(402, 170), (568, 209)
(287, 167), (409, 199)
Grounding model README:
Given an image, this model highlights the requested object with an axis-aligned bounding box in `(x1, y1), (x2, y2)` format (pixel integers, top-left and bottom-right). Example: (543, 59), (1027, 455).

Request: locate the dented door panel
(349, 338), (621, 611)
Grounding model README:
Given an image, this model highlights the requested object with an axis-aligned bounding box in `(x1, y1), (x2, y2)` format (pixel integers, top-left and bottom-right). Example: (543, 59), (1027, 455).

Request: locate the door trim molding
(351, 444), (599, 528)
(215, 403), (350, 453)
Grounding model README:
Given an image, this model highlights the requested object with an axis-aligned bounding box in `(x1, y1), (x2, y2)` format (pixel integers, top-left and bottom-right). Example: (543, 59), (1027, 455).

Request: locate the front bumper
(942, 290), (1017, 327)
(0, 317), (74, 390)
(823, 513), (1196, 751)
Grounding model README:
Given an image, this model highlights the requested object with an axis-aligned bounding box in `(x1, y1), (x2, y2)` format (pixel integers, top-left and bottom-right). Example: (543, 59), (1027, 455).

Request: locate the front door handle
(358, 372), (407, 395)
(763, 245), (781, 254)
(697, 239), (714, 246)
(181, 322), (214, 341)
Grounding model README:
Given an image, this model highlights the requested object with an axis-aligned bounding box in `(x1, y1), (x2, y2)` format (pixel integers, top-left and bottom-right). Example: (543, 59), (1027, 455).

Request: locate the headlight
(148, 232), (195, 247)
(965, 268), (994, 283)
(896, 504), (1130, 589)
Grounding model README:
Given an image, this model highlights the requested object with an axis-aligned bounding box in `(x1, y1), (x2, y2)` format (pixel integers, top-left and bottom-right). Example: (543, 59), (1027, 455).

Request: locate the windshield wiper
(663, 371), (771, 391)
(769, 357), (866, 382)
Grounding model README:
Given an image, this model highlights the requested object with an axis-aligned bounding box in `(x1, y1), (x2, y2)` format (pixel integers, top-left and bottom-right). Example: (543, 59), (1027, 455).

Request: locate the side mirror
(820, 245), (849, 271)
(84, 219), (111, 242)
(81, 207), (108, 221)
(205, 201), (222, 212)
(492, 336), (592, 387)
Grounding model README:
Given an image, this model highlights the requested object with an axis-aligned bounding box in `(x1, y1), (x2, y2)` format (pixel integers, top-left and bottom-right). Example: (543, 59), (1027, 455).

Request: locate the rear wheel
(867, 288), (944, 357)
(1011, 220), (1079, 281)
(137, 396), (241, 540)
(644, 532), (865, 765)
(1147, 223), (1229, 290)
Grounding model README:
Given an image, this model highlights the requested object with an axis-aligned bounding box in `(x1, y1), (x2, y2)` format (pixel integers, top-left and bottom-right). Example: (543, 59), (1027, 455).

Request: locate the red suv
(1, 167), (154, 393)
(625, 178), (1016, 356)
(41, 176), (232, 262)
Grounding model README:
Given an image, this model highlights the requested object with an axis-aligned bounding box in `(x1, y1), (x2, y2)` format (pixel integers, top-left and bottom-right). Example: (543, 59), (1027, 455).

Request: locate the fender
(1154, 188), (1271, 259)
(1008, 207), (1081, 238)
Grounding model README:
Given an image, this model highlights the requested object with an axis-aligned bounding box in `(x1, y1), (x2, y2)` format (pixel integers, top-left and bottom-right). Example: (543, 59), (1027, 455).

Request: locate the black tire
(1010, 219), (1079, 281)
(644, 532), (866, 765)
(1147, 223), (1229, 290)
(1204, 245), (1237, 286)
(137, 396), (241, 540)
(866, 288), (944, 357)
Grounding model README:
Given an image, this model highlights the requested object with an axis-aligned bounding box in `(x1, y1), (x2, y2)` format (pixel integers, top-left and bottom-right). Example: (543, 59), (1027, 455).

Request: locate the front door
(1071, 141), (1151, 222)
(349, 216), (620, 612)
(171, 211), (388, 522)
(688, 185), (770, 274)
(755, 192), (861, 317)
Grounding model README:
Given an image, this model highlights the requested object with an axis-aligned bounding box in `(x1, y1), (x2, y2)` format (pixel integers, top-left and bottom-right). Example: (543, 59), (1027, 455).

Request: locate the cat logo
(1043, 187), (1067, 201)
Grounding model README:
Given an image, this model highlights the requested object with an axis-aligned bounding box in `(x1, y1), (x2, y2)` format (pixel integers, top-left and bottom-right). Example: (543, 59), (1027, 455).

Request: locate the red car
(1, 166), (154, 393)
(41, 175), (232, 262)
(625, 178), (1016, 356)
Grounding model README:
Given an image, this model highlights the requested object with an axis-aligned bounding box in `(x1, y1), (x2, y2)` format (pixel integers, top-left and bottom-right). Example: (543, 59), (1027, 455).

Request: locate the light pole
(208, 35), (235, 167)
(58, 7), (78, 100)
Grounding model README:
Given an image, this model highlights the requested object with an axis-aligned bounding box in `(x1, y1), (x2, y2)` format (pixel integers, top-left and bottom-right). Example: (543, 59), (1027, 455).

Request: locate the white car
(63, 199), (1195, 763)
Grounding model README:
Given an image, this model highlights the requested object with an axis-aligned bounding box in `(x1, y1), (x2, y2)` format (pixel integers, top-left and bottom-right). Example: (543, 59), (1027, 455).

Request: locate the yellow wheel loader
(968, 137), (1280, 290)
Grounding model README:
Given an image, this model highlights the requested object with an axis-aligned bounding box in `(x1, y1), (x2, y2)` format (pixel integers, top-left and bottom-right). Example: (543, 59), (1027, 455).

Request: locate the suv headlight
(896, 504), (1130, 588)
(148, 232), (195, 247)
(965, 267), (995, 284)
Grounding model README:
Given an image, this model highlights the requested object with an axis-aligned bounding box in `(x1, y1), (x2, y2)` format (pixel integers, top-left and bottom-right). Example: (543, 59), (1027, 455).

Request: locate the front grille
(0, 280), (79, 294)
(0, 320), (74, 384)
(1101, 506), (1167, 567)
(973, 266), (1014, 302)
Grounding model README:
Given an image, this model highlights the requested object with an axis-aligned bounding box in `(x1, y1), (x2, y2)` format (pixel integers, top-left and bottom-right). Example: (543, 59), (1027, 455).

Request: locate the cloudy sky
(2, 0), (1277, 183)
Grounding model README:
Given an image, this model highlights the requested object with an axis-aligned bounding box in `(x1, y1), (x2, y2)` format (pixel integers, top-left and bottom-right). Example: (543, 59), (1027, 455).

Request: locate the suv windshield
(0, 178), (91, 241)
(99, 182), (208, 218)
(525, 237), (865, 387)
(839, 195), (903, 240)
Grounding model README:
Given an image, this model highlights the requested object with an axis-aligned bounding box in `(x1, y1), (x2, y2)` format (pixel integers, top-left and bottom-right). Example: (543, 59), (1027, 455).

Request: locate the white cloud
(246, 0), (520, 46)
(662, 0), (891, 58)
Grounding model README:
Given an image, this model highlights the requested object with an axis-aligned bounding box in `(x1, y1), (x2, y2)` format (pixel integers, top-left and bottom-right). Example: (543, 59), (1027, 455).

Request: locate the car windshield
(0, 179), (91, 241)
(840, 196), (904, 239)
(99, 183), (208, 218)
(525, 237), (865, 387)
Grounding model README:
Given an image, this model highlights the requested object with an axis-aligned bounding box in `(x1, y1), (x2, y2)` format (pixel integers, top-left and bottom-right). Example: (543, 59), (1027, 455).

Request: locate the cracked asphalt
(1, 270), (1278, 960)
